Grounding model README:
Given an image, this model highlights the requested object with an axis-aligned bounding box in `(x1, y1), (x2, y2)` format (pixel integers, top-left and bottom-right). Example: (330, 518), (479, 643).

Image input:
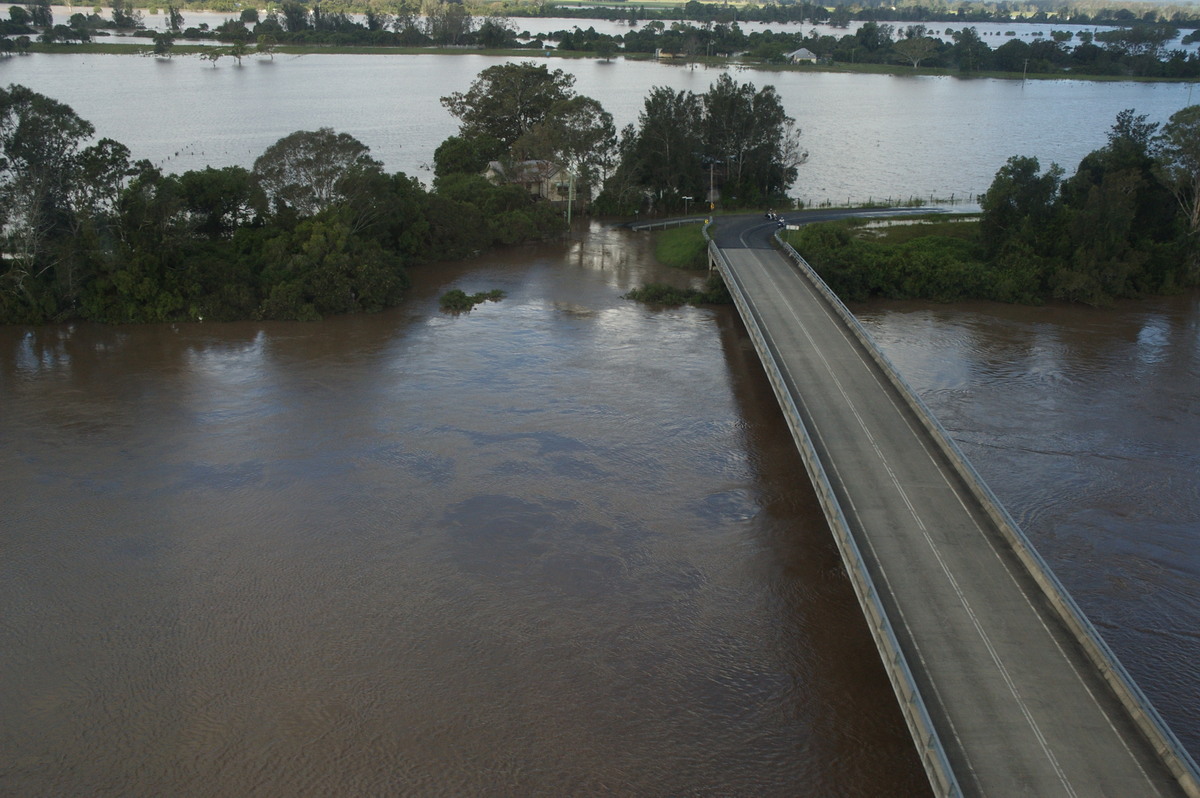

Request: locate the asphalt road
(714, 215), (1191, 797)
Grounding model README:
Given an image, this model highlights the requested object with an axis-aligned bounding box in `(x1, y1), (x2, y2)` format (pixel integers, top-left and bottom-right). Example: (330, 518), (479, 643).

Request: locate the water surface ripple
(1, 226), (926, 796)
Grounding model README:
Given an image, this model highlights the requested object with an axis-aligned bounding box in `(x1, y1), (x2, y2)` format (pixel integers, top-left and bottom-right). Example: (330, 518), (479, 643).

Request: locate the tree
(109, 0), (141, 29)
(702, 74), (802, 201)
(279, 1), (309, 32)
(58, 138), (135, 302)
(623, 86), (704, 200)
(178, 166), (265, 238)
(442, 62), (576, 148)
(252, 128), (383, 218)
(475, 17), (513, 49)
(893, 36), (937, 67)
(256, 33), (278, 60)
(433, 134), (500, 178)
(0, 85), (97, 317)
(258, 217), (407, 320)
(512, 95), (617, 195)
(166, 5), (184, 31)
(423, 0), (472, 45)
(228, 38), (249, 65)
(1154, 104), (1200, 277)
(26, 0), (51, 28)
(595, 38), (617, 62)
(855, 21), (894, 52)
(979, 155), (1063, 257)
(952, 26), (989, 72)
(1053, 168), (1147, 303)
(151, 31), (174, 58)
(1094, 24), (1179, 58)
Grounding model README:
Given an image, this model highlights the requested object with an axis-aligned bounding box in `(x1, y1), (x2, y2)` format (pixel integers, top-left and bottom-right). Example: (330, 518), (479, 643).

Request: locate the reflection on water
(855, 293), (1200, 758)
(1, 224), (927, 796)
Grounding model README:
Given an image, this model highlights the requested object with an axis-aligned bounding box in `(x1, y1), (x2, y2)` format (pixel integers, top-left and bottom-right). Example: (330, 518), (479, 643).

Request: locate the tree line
(11, 0), (1200, 80)
(0, 81), (565, 324)
(1, 64), (804, 323)
(793, 107), (1200, 305)
(505, 0), (1200, 29)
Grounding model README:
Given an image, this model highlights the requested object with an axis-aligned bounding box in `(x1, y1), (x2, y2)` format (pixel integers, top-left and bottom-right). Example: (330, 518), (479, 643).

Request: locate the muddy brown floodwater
(1, 223), (930, 796)
(4, 223), (1198, 795)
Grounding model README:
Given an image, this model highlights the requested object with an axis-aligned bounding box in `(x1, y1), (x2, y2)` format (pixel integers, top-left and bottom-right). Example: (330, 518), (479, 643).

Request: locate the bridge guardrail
(629, 217), (706, 232)
(771, 230), (1200, 798)
(704, 223), (963, 798)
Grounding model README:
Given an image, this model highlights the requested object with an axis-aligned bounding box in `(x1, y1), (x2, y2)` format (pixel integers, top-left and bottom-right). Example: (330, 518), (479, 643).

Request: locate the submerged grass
(852, 215), (980, 245)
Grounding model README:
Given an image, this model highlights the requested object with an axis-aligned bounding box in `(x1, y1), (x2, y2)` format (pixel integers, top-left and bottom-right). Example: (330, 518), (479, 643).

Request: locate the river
(0, 52), (1196, 206)
(2, 220), (1198, 794)
(1, 53), (1198, 795)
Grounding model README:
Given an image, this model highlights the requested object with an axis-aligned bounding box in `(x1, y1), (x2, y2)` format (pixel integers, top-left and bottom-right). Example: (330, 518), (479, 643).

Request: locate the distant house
(785, 48), (818, 64)
(484, 159), (582, 208)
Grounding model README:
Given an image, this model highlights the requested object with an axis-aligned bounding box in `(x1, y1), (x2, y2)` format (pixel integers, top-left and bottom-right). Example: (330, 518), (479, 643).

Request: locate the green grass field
(653, 224), (708, 270)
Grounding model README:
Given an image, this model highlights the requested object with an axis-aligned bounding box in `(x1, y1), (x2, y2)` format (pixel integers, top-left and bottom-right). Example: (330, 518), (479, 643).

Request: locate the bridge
(704, 212), (1200, 798)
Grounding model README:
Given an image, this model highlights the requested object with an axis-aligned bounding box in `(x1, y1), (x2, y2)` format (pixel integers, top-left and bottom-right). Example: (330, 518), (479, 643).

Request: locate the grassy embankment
(625, 223), (731, 306)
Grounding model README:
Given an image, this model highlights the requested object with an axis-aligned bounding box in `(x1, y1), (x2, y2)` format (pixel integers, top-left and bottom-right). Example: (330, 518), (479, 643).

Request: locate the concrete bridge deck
(707, 213), (1200, 797)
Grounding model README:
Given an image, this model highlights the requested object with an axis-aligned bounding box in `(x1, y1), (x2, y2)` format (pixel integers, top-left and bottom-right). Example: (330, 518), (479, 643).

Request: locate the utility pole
(566, 173), (575, 227)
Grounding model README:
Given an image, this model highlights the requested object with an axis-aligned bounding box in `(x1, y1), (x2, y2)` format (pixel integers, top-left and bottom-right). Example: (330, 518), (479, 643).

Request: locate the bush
(788, 220), (994, 302)
(440, 288), (505, 312)
(624, 274), (730, 306)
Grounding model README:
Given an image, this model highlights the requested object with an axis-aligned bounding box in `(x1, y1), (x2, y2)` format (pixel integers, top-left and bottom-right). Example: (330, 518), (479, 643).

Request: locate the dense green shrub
(624, 274), (730, 306)
(440, 288), (505, 311)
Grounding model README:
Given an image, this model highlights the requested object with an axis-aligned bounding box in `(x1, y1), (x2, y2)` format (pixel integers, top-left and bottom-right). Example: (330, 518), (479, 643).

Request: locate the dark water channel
(2, 224), (1197, 795)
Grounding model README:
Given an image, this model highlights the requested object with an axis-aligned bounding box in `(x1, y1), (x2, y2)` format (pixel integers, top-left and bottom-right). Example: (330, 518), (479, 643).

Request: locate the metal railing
(629, 217), (706, 232)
